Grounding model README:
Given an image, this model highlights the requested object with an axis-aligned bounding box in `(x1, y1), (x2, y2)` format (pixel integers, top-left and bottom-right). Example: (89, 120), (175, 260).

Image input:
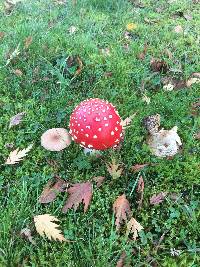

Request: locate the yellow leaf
(126, 217), (143, 240)
(126, 23), (137, 31)
(106, 159), (123, 180)
(5, 144), (33, 165)
(34, 214), (67, 242)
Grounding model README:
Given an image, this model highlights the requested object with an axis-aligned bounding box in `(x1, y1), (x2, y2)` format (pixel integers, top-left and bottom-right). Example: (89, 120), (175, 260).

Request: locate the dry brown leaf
(20, 227), (35, 245)
(150, 58), (169, 73)
(194, 132), (200, 140)
(113, 194), (131, 230)
(24, 36), (33, 49)
(14, 69), (23, 76)
(132, 163), (149, 172)
(106, 159), (123, 180)
(5, 144), (33, 165)
(93, 176), (106, 187)
(116, 251), (127, 267)
(137, 176), (144, 193)
(126, 217), (143, 240)
(138, 43), (148, 60)
(62, 182), (92, 213)
(120, 113), (136, 129)
(75, 56), (83, 76)
(39, 177), (68, 203)
(0, 32), (5, 39)
(34, 214), (67, 242)
(150, 192), (168, 205)
(9, 112), (26, 128)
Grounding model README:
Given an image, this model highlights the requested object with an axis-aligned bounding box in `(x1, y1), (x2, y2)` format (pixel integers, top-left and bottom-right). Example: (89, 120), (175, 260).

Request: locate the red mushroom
(69, 98), (122, 150)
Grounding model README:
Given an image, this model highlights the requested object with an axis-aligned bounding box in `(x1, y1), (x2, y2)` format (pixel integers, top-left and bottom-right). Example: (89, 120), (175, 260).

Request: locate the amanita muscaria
(69, 98), (123, 150)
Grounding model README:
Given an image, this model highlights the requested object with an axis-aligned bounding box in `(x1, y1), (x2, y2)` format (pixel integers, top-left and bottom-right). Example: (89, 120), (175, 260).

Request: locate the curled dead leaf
(131, 163), (149, 172)
(39, 176), (68, 203)
(150, 58), (168, 73)
(126, 217), (143, 240)
(93, 176), (106, 187)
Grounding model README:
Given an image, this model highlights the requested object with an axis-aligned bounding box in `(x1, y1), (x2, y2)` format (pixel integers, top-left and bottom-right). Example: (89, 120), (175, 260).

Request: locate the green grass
(0, 0), (199, 266)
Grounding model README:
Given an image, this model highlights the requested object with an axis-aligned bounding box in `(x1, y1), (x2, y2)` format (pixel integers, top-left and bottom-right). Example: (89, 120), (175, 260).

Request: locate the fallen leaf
(39, 177), (68, 203)
(69, 26), (77, 34)
(106, 159), (123, 180)
(74, 56), (83, 76)
(150, 192), (168, 205)
(116, 251), (127, 267)
(174, 25), (183, 34)
(131, 163), (149, 172)
(62, 182), (92, 213)
(126, 23), (137, 31)
(20, 228), (35, 245)
(34, 214), (67, 242)
(194, 132), (200, 140)
(113, 194), (131, 230)
(137, 43), (148, 60)
(9, 112), (26, 128)
(126, 217), (143, 240)
(137, 176), (144, 193)
(5, 144), (33, 165)
(142, 94), (150, 104)
(120, 113), (136, 129)
(147, 126), (182, 157)
(150, 58), (168, 73)
(93, 176), (106, 187)
(0, 32), (5, 39)
(14, 69), (23, 76)
(191, 99), (200, 116)
(5, 44), (20, 66)
(24, 36), (33, 49)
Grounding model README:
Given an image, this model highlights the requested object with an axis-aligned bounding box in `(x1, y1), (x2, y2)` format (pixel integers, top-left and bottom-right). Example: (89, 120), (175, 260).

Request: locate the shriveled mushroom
(41, 128), (71, 151)
(147, 126), (182, 157)
(69, 98), (122, 150)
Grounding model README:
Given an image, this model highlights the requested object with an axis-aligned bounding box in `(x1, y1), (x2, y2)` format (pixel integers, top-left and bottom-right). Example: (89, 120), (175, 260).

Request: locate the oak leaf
(113, 194), (131, 230)
(62, 182), (92, 213)
(34, 214), (66, 242)
(120, 113), (136, 129)
(9, 112), (26, 128)
(39, 176), (68, 203)
(126, 217), (143, 240)
(5, 144), (33, 165)
(106, 159), (123, 180)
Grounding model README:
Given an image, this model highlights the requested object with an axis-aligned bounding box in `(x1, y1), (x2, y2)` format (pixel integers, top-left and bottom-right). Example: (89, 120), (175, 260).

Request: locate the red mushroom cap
(69, 98), (122, 150)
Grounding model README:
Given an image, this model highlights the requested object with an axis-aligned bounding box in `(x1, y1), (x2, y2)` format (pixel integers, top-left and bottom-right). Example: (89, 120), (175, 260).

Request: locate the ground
(0, 0), (199, 266)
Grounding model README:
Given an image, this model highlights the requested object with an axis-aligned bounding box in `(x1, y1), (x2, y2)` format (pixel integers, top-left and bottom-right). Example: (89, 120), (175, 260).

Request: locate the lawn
(0, 0), (199, 266)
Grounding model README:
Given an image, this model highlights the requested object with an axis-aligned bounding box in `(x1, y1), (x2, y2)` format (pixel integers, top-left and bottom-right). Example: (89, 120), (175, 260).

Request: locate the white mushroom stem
(83, 147), (102, 156)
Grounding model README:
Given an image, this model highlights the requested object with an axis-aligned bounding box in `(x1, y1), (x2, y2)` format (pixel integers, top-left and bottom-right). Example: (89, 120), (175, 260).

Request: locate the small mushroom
(69, 98), (122, 150)
(41, 128), (71, 151)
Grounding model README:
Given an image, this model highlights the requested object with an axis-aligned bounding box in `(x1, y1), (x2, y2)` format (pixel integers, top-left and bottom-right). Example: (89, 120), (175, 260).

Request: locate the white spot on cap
(104, 117), (107, 120)
(98, 128), (102, 131)
(78, 124), (80, 126)
(106, 106), (109, 110)
(81, 129), (83, 131)
(85, 134), (89, 137)
(93, 135), (97, 139)
(95, 117), (101, 121)
(102, 109), (106, 112)
(115, 127), (118, 131)
(75, 121), (77, 123)
(86, 126), (90, 129)
(105, 123), (109, 127)
(111, 131), (115, 135)
(109, 115), (113, 118)
(74, 135), (77, 139)
(71, 137), (74, 141)
(72, 123), (74, 126)
(88, 144), (93, 148)
(81, 141), (86, 145)
(116, 121), (120, 124)
(69, 130), (72, 134)
(88, 112), (91, 115)
(115, 139), (119, 143)
(120, 133), (123, 137)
